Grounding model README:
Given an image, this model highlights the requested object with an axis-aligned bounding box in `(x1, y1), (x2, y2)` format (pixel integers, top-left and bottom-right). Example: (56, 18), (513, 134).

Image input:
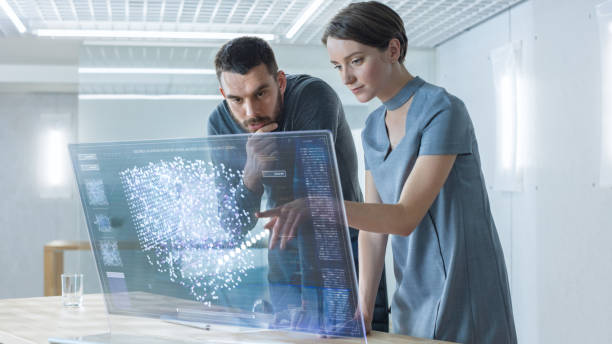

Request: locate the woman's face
(326, 37), (392, 103)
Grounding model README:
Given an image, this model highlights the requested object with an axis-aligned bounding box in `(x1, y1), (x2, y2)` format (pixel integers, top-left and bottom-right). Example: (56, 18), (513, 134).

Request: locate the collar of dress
(383, 76), (422, 111)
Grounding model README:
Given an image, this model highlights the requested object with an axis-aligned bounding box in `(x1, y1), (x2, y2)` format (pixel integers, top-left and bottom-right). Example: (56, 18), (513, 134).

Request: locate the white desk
(0, 294), (454, 343)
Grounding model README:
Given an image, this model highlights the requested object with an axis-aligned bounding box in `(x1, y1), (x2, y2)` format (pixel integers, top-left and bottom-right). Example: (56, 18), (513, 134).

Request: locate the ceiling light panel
(0, 0), (26, 33)
(2, 0), (524, 47)
(298, 0), (524, 47)
(78, 44), (222, 97)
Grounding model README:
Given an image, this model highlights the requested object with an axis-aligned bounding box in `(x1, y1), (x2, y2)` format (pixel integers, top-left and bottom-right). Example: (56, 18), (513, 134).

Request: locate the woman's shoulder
(418, 80), (466, 113)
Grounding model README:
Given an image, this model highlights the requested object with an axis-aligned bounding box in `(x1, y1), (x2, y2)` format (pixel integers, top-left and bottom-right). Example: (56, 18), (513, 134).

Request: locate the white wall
(436, 0), (612, 343)
(531, 1), (612, 343)
(78, 100), (214, 142)
(0, 93), (81, 298)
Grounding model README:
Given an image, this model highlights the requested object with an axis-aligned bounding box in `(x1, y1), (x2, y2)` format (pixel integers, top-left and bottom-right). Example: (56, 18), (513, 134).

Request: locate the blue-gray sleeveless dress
(362, 77), (517, 343)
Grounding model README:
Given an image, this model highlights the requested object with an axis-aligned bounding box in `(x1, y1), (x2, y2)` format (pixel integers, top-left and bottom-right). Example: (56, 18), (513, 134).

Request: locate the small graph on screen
(85, 179), (109, 207)
(99, 240), (123, 267)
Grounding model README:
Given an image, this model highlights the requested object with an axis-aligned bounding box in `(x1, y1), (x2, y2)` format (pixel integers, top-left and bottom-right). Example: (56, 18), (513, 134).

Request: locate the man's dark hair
(321, 1), (408, 64)
(214, 36), (279, 80)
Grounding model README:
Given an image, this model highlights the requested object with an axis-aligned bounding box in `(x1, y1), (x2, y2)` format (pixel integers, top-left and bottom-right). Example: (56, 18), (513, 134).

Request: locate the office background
(1, 0), (611, 343)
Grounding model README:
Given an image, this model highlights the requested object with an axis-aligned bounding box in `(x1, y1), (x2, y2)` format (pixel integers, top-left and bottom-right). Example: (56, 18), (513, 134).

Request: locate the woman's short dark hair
(214, 36), (279, 80)
(321, 1), (408, 63)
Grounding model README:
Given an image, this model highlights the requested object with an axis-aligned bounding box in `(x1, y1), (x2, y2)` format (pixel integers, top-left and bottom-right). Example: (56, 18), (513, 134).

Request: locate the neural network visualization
(119, 157), (267, 304)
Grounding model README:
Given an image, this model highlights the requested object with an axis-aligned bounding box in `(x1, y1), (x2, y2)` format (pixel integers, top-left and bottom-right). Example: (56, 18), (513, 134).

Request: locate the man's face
(219, 63), (287, 133)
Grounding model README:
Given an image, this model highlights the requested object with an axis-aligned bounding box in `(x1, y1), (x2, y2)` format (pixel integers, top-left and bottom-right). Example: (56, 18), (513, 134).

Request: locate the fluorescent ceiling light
(79, 94), (223, 100)
(83, 40), (224, 48)
(35, 29), (274, 41)
(286, 0), (324, 39)
(78, 67), (215, 75)
(0, 0), (26, 33)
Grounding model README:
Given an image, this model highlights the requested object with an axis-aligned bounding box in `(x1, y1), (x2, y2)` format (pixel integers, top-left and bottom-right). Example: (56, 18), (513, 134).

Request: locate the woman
(321, 2), (517, 343)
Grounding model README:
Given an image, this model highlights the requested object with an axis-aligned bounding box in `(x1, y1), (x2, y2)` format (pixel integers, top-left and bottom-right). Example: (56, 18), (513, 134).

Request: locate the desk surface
(0, 294), (454, 344)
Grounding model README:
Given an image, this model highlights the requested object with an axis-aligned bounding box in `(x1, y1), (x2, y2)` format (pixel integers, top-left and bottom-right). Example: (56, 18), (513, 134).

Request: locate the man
(207, 36), (389, 332)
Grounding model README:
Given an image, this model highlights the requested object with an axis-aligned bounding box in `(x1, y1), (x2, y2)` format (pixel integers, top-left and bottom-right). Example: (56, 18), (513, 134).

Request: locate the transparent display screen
(69, 131), (365, 339)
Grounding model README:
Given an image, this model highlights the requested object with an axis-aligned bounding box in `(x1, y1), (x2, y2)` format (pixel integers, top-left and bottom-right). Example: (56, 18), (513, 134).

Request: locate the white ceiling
(1, 0), (524, 48)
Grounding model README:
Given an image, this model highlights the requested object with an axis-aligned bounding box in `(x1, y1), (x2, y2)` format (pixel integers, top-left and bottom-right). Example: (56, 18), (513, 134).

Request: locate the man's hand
(256, 197), (310, 250)
(243, 122), (278, 193)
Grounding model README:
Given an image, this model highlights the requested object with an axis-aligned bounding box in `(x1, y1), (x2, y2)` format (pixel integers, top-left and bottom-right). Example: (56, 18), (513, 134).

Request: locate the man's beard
(240, 90), (283, 132)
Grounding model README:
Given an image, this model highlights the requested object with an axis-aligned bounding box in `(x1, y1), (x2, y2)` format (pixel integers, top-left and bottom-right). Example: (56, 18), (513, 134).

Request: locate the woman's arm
(345, 154), (456, 236)
(358, 171), (388, 333)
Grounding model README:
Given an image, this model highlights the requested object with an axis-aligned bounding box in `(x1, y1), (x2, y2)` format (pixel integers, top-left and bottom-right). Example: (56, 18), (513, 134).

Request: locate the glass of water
(61, 273), (83, 307)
